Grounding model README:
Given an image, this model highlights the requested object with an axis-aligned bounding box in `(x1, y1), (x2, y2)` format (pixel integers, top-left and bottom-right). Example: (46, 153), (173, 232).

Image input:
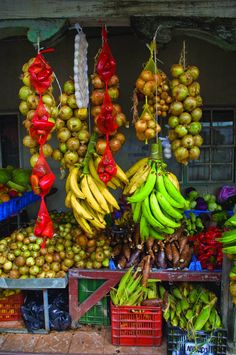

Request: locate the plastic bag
(97, 138), (117, 184)
(28, 48), (54, 94)
(30, 147), (55, 196)
(96, 27), (116, 83)
(21, 291), (71, 332)
(30, 98), (54, 145)
(96, 90), (117, 135)
(34, 197), (54, 247)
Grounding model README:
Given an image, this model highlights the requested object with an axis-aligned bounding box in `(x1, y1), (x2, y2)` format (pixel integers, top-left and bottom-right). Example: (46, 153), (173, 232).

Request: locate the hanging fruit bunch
(124, 139), (189, 240)
(52, 27), (90, 170)
(168, 42), (203, 165)
(52, 79), (90, 170)
(90, 30), (127, 156)
(24, 49), (56, 248)
(132, 41), (171, 142)
(19, 54), (58, 167)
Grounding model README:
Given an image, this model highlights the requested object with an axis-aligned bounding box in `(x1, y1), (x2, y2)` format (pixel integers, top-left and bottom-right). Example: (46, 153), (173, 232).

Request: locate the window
(186, 107), (235, 185)
(163, 107), (236, 187)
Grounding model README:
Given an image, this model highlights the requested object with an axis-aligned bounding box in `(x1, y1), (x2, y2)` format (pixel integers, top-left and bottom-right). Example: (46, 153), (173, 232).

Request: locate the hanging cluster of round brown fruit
(136, 69), (172, 118)
(90, 73), (127, 155)
(168, 64), (203, 165)
(52, 80), (90, 169)
(133, 68), (171, 143)
(19, 58), (58, 167)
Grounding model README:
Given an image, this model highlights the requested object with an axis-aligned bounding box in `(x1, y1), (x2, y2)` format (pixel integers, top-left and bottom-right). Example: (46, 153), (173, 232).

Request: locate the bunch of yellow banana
(126, 158), (189, 240)
(64, 156), (128, 235)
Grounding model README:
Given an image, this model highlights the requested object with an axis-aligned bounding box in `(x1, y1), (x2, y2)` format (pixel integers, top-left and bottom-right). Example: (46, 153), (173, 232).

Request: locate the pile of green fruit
(159, 283), (222, 332)
(0, 211), (112, 278)
(0, 166), (31, 194)
(185, 189), (222, 212)
(183, 212), (204, 236)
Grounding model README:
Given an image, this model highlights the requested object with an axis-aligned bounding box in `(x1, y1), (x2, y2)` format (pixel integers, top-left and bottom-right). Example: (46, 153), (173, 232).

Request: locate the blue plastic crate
(0, 191), (40, 221)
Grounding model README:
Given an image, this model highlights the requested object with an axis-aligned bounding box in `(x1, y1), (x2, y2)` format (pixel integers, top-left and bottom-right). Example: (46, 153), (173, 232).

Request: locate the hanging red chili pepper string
(95, 26), (118, 184)
(28, 48), (56, 248)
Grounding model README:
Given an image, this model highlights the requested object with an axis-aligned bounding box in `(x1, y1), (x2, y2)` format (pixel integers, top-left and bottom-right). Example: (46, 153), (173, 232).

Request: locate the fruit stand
(0, 3), (235, 353)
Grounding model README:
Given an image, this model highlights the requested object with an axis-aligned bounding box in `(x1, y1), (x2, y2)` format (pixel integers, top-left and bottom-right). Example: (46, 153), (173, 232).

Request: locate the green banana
(156, 191), (183, 220)
(163, 174), (188, 208)
(149, 226), (164, 240)
(142, 196), (166, 230)
(140, 213), (149, 240)
(133, 201), (142, 223)
(225, 214), (236, 227)
(150, 192), (181, 229)
(127, 165), (156, 203)
(223, 245), (236, 254)
(156, 171), (185, 209)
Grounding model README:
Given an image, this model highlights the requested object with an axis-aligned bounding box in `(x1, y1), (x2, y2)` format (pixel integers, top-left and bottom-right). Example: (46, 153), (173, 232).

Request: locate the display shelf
(68, 269), (222, 328)
(0, 191), (40, 222)
(0, 275), (68, 333)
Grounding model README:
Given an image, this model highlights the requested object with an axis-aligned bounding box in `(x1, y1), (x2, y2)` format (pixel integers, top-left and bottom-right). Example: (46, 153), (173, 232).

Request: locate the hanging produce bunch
(90, 28), (127, 156)
(19, 54), (58, 167)
(124, 140), (189, 240)
(64, 132), (128, 236)
(133, 41), (170, 142)
(52, 27), (90, 170)
(168, 43), (203, 164)
(51, 78), (90, 170)
(20, 49), (56, 248)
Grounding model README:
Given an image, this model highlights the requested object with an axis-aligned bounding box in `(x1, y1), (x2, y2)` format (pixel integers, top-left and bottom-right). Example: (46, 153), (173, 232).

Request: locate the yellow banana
(115, 164), (129, 185)
(65, 190), (72, 208)
(123, 163), (151, 195)
(81, 201), (106, 226)
(125, 157), (149, 178)
(95, 179), (120, 210)
(80, 175), (104, 213)
(110, 175), (123, 188)
(73, 211), (94, 235)
(65, 169), (72, 193)
(167, 172), (180, 191)
(90, 217), (106, 229)
(69, 167), (85, 199)
(86, 175), (110, 213)
(70, 193), (93, 220)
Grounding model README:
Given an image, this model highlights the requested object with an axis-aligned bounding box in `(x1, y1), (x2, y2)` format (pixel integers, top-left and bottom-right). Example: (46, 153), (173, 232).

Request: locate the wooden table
(68, 268), (222, 328)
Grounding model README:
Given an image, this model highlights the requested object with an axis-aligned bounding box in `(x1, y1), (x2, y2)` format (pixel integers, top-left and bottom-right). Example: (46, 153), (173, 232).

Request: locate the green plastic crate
(78, 279), (110, 326)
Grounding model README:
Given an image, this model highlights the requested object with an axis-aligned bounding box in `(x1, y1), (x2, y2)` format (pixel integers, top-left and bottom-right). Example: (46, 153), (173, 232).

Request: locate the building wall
(0, 29), (235, 217)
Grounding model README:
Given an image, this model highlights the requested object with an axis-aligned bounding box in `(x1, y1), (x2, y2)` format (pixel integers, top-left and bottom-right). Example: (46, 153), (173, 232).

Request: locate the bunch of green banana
(125, 149), (189, 240)
(158, 283), (222, 332)
(183, 212), (204, 236)
(64, 155), (127, 235)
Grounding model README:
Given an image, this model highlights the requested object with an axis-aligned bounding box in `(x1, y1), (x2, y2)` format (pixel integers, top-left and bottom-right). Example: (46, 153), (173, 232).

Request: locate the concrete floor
(0, 321), (167, 355)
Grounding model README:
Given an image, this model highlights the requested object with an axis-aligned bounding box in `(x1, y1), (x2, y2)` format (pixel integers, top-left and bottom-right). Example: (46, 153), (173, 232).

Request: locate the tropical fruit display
(124, 140), (189, 240)
(52, 79), (90, 170)
(168, 62), (203, 165)
(19, 57), (58, 167)
(0, 166), (31, 197)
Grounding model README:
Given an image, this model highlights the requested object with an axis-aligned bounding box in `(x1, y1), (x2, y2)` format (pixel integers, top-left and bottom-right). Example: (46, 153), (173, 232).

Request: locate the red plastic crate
(111, 303), (162, 347)
(0, 292), (24, 321)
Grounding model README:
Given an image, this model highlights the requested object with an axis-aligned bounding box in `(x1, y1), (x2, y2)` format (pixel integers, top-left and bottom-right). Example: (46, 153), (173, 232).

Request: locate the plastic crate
(167, 324), (227, 355)
(78, 279), (110, 326)
(111, 303), (162, 347)
(0, 191), (40, 222)
(0, 292), (24, 321)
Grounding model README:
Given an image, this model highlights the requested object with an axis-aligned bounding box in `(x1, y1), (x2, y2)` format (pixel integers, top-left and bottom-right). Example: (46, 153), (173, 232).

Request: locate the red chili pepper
(30, 174), (41, 195)
(39, 173), (55, 195)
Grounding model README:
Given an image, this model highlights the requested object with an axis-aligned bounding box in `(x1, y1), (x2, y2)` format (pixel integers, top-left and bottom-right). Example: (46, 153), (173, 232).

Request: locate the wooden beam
(0, 0), (235, 24)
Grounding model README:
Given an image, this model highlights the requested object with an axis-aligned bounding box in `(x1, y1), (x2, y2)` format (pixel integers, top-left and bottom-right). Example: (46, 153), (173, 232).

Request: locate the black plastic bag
(21, 290), (71, 332)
